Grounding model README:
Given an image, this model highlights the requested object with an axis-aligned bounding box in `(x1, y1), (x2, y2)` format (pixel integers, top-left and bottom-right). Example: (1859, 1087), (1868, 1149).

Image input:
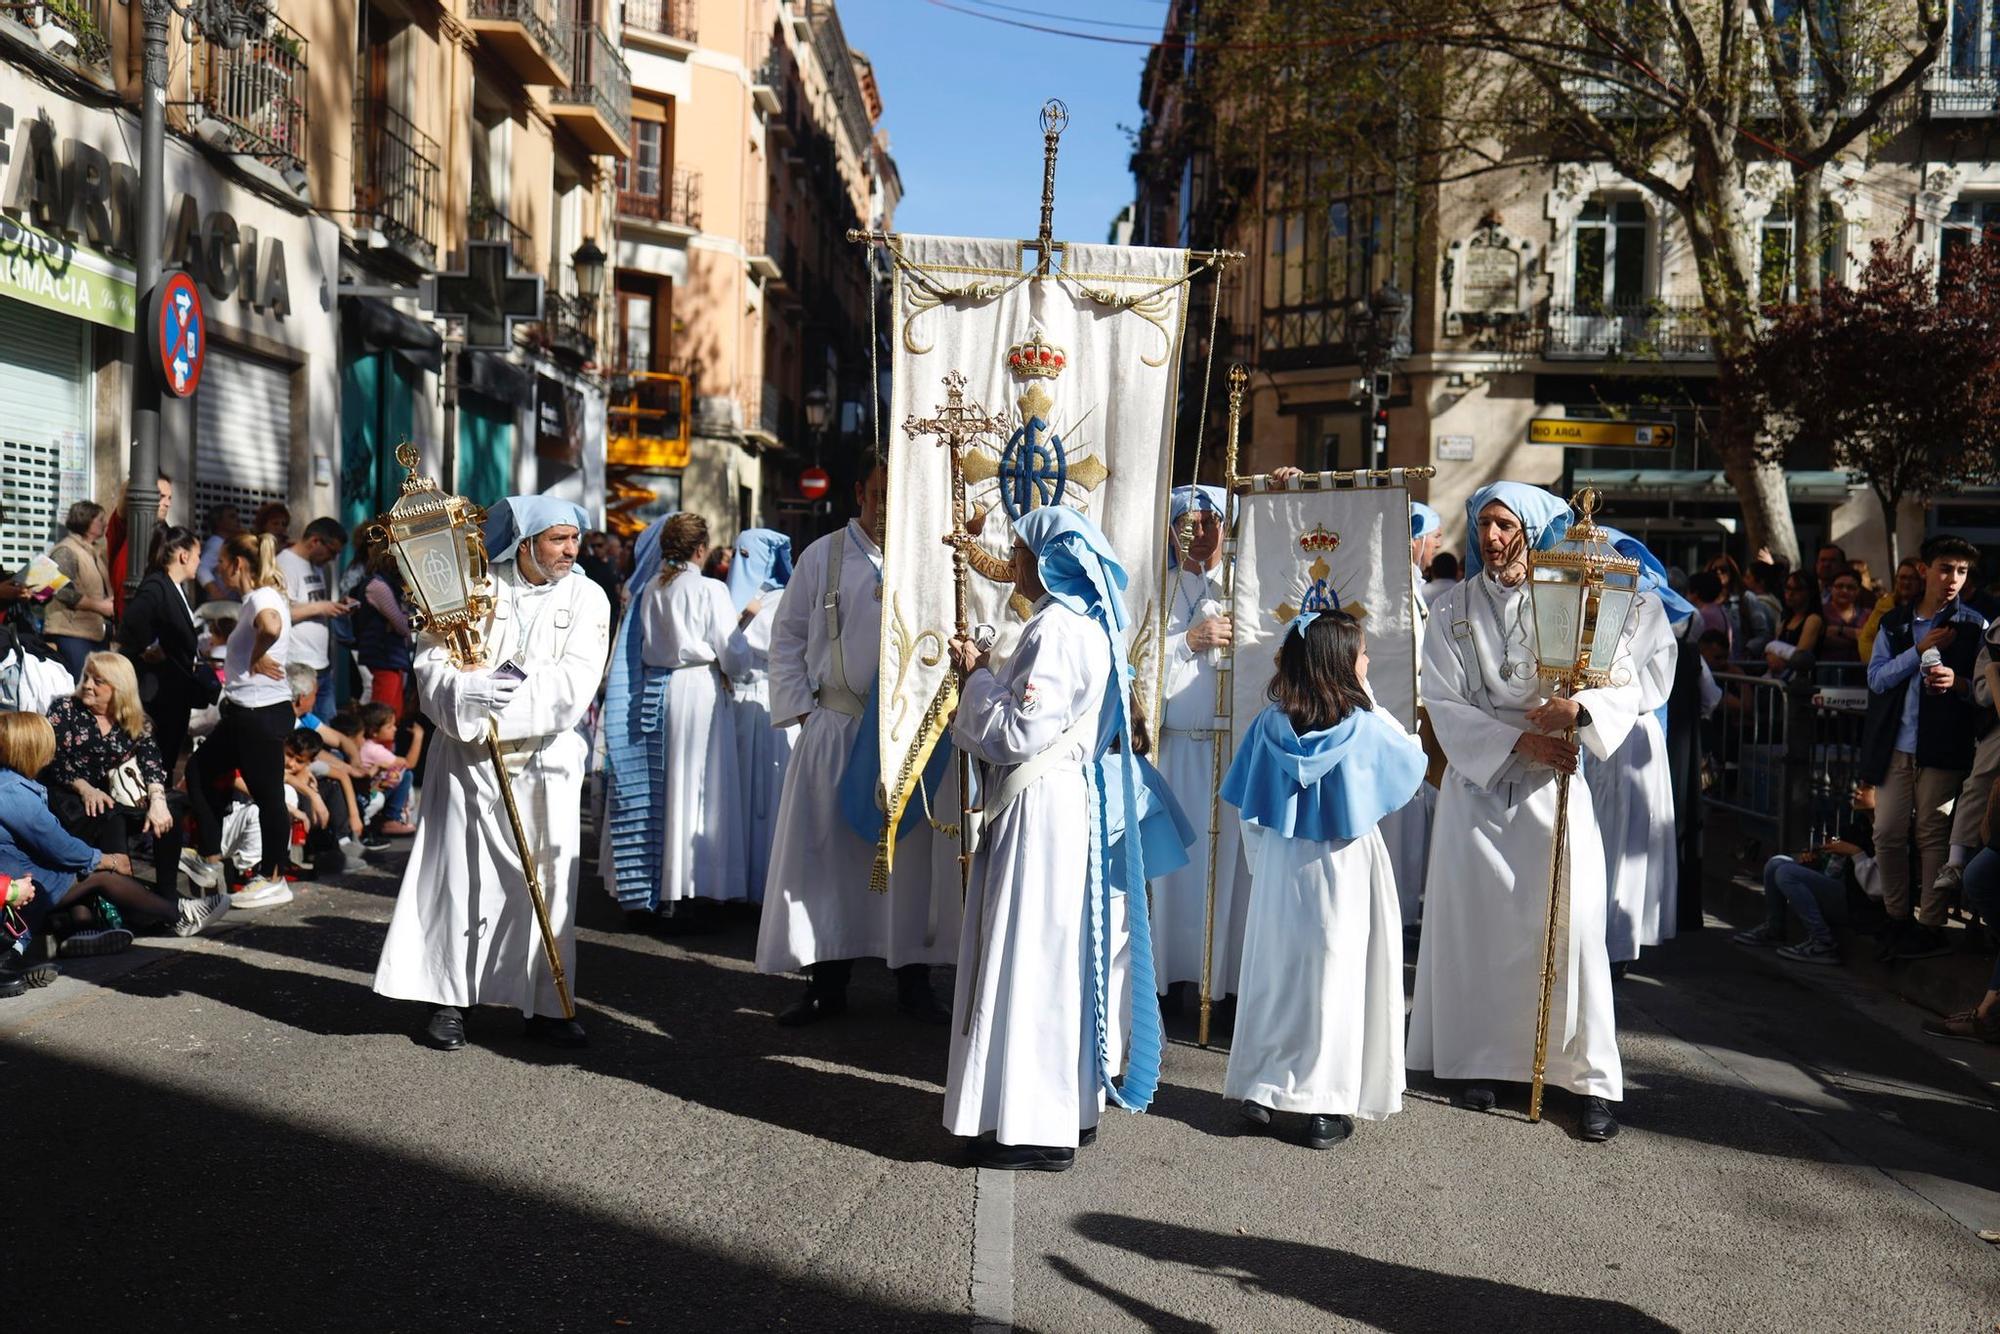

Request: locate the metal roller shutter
(0, 302), (90, 573)
(194, 347), (291, 523)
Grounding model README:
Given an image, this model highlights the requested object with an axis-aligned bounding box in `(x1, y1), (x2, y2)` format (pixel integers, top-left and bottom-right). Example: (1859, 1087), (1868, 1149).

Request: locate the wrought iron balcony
(751, 54), (787, 118)
(353, 102), (441, 268)
(623, 0), (696, 44)
(550, 20), (632, 157)
(1543, 299), (1713, 361)
(8, 0), (113, 68)
(746, 211), (780, 279)
(467, 0), (572, 88)
(1927, 58), (2000, 118)
(541, 289), (597, 363)
(187, 8), (309, 171)
(617, 165), (701, 229)
(469, 203), (536, 274)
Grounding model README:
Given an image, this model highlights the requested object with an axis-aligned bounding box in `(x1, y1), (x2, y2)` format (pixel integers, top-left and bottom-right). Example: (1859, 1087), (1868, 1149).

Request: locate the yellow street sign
(1527, 418), (1675, 449)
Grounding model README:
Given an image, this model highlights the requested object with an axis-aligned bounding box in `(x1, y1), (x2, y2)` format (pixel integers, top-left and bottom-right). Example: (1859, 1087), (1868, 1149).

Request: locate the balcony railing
(469, 204), (535, 273)
(8, 0), (113, 68)
(1543, 299), (1713, 360)
(1928, 58), (2000, 117)
(623, 0), (696, 43)
(188, 9), (309, 170)
(617, 165), (702, 228)
(550, 19), (632, 153)
(752, 54), (788, 118)
(353, 102), (441, 267)
(468, 0), (573, 79)
(541, 289), (596, 362)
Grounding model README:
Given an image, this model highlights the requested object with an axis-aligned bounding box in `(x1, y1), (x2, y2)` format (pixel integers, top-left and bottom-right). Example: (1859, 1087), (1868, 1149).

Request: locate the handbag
(106, 753), (150, 808)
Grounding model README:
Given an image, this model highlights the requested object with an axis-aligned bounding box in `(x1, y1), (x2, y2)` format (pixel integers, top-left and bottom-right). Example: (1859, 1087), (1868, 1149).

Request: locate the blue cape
(1222, 704), (1427, 842)
(600, 515), (672, 910)
(1100, 753), (1198, 878)
(1600, 526), (1695, 625)
(1463, 482), (1570, 577)
(725, 528), (794, 612)
(1410, 501), (1442, 540)
(483, 494), (589, 565)
(840, 684), (951, 844)
(1011, 504), (1161, 1114)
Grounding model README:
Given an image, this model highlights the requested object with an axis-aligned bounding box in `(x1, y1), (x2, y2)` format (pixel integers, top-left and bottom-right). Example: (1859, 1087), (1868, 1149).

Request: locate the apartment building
(0, 0), (629, 572)
(610, 0), (899, 548)
(1131, 5), (2000, 572)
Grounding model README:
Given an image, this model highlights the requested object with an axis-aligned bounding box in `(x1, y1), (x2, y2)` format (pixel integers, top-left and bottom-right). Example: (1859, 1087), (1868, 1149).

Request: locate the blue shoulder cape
(1222, 704), (1426, 842)
(838, 684), (952, 845)
(1100, 752), (1198, 879)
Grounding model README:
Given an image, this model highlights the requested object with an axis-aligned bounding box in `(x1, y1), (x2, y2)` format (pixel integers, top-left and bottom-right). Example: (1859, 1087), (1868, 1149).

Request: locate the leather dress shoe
(1302, 1114), (1354, 1150)
(1456, 1083), (1499, 1112)
(971, 1141), (1075, 1173)
(1079, 1125), (1098, 1148)
(424, 1006), (466, 1051)
(897, 986), (951, 1026)
(1579, 1095), (1620, 1142)
(1239, 1100), (1273, 1132)
(776, 989), (848, 1027)
(524, 1015), (588, 1049)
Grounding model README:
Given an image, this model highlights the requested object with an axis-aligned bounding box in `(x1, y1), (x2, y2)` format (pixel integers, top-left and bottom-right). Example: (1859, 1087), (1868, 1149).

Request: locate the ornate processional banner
(1228, 483), (1418, 741)
(879, 235), (1190, 855)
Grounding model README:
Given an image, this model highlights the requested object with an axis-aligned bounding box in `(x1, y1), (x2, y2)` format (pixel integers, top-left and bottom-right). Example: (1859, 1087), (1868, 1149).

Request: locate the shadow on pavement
(1065, 1214), (1680, 1333)
(1, 1042), (969, 1332)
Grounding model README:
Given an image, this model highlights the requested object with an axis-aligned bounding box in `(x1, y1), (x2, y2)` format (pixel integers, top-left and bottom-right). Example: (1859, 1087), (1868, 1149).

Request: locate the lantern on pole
(1521, 487), (1639, 1123)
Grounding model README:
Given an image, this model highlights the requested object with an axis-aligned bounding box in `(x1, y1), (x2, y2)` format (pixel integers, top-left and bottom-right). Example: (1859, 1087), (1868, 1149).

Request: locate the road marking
(970, 1167), (1015, 1331)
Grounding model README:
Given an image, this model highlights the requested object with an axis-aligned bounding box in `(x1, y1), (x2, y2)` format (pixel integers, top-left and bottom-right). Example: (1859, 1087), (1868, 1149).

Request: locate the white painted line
(970, 1166), (1015, 1331)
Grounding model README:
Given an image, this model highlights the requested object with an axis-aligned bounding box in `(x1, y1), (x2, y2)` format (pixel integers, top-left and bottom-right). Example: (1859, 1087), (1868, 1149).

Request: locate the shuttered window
(0, 302), (90, 572)
(194, 346), (292, 522)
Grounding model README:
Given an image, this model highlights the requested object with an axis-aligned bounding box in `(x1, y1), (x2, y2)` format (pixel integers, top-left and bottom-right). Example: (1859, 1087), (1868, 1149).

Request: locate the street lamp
(123, 0), (265, 598)
(1350, 282), (1410, 472)
(570, 238), (607, 310)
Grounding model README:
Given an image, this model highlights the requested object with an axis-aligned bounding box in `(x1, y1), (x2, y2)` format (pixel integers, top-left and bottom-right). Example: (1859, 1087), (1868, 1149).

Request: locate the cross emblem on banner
(903, 371), (1009, 459)
(426, 241), (545, 352)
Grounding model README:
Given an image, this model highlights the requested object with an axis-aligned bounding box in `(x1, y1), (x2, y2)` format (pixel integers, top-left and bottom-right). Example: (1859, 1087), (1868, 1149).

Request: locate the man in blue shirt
(1862, 536), (1989, 960)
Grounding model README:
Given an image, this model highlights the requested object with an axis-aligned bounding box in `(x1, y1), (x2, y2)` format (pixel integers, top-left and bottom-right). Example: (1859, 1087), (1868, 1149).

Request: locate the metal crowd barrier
(1702, 666), (1869, 859)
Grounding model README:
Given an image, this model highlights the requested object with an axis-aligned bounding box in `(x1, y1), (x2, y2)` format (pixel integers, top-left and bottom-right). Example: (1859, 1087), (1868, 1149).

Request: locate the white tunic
(373, 565), (610, 1016)
(755, 522), (960, 972)
(1587, 593), (1680, 962)
(1152, 563), (1250, 995)
(1380, 559), (1436, 926)
(944, 600), (1113, 1148)
(721, 589), (798, 902)
(639, 570), (745, 903)
(1225, 821), (1407, 1120)
(1406, 572), (1641, 1099)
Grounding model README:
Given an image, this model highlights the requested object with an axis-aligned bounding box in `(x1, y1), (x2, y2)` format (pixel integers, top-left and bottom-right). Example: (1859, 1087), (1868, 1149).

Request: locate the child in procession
(1220, 610), (1427, 1149)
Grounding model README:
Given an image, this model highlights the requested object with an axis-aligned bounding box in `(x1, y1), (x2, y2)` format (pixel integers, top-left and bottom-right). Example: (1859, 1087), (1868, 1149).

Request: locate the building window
(1941, 197), (2000, 271)
(1571, 198), (1648, 309)
(617, 121), (664, 203)
(619, 290), (655, 372)
(1259, 160), (1415, 362)
(1950, 0), (1999, 75)
(1758, 200), (1842, 302)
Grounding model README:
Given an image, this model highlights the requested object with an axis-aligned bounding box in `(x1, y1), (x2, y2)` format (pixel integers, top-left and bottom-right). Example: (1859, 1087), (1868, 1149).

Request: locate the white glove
(461, 669), (524, 715)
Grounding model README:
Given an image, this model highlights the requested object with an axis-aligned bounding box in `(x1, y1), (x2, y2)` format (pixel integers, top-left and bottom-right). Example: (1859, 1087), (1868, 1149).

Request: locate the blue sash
(838, 682), (951, 845)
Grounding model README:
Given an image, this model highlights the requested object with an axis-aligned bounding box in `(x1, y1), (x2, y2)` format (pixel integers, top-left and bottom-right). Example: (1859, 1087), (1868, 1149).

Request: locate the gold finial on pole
(1033, 99), (1068, 276)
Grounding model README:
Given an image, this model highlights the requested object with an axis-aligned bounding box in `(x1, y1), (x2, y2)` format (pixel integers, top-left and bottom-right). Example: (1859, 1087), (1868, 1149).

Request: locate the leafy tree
(1748, 230), (2000, 563)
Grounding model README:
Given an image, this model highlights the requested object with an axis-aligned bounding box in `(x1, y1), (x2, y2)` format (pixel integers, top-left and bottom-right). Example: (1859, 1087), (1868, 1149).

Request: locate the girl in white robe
(720, 529), (797, 903)
(637, 513), (745, 907)
(1222, 611), (1427, 1148)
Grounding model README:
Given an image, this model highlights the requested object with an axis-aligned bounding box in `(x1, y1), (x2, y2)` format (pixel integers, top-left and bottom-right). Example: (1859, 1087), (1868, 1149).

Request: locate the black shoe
(1876, 918), (1911, 962)
(776, 989), (848, 1027)
(1239, 1100), (1273, 1132)
(1893, 924), (1952, 961)
(896, 970), (951, 1026)
(360, 832), (393, 852)
(0, 954), (56, 992)
(1579, 1095), (1620, 1142)
(423, 1006), (466, 1051)
(1302, 1114), (1354, 1150)
(1079, 1125), (1098, 1148)
(971, 1141), (1075, 1173)
(523, 1014), (588, 1049)
(1610, 960), (1631, 980)
(1455, 1083), (1498, 1113)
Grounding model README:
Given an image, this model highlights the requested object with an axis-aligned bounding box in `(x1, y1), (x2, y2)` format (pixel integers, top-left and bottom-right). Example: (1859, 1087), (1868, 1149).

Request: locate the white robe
(373, 565), (611, 1016)
(1587, 593), (1680, 963)
(1380, 559), (1436, 926)
(944, 600), (1114, 1148)
(639, 570), (745, 903)
(755, 521), (960, 972)
(1406, 572), (1640, 1099)
(1225, 821), (1406, 1120)
(1152, 564), (1250, 995)
(721, 588), (797, 903)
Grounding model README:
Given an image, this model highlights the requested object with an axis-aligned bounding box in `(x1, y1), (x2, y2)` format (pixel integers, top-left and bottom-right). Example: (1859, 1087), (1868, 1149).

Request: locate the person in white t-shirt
(277, 516), (356, 713)
(183, 533), (296, 908)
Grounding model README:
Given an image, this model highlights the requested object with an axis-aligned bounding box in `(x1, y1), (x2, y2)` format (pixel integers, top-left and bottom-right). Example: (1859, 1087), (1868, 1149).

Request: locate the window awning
(1574, 469), (1860, 503)
(342, 296), (443, 374)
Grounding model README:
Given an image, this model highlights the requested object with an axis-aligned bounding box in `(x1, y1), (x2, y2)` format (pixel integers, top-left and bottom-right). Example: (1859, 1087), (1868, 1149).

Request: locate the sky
(838, 0), (1164, 242)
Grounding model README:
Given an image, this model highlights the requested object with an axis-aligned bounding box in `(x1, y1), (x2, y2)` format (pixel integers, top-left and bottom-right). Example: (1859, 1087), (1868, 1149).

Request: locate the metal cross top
(425, 240), (544, 352)
(903, 371), (1009, 457)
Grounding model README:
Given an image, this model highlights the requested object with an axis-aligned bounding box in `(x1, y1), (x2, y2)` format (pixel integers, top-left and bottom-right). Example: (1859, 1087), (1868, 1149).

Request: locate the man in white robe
(754, 459), (960, 1025)
(1380, 500), (1441, 926)
(373, 496), (612, 1051)
(1406, 482), (1641, 1141)
(1150, 484), (1248, 1006)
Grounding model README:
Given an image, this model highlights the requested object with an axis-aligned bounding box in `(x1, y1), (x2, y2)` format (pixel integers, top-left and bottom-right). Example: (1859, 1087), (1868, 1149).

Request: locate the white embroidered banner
(878, 235), (1189, 851)
(1229, 485), (1418, 739)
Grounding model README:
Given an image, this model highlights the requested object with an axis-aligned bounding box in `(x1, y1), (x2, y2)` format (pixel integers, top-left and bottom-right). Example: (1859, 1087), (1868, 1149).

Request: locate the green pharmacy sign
(0, 213), (135, 330)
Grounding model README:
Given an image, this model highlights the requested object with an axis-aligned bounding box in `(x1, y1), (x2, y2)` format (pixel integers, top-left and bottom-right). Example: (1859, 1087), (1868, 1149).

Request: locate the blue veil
(1462, 482), (1571, 577)
(600, 515), (670, 910)
(724, 528), (795, 612)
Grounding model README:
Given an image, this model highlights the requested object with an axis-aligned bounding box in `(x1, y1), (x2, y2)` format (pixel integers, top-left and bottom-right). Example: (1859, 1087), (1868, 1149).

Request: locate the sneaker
(362, 791), (387, 824)
(178, 850), (224, 891)
(0, 955), (57, 993)
(57, 927), (135, 958)
(1933, 862), (1965, 901)
(230, 877), (294, 911)
(1922, 1009), (2000, 1043)
(340, 835), (374, 862)
(1733, 924), (1782, 947)
(1893, 924), (1953, 961)
(1777, 936), (1842, 966)
(171, 892), (232, 938)
(377, 820), (417, 838)
(359, 831), (393, 852)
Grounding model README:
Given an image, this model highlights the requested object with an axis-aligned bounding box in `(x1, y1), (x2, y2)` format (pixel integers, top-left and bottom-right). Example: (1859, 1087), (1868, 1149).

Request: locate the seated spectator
(283, 729), (354, 878)
(354, 702), (424, 837)
(1924, 774), (2000, 1044)
(43, 652), (187, 897)
(0, 712), (227, 957)
(1734, 787), (1879, 965)
(287, 662), (359, 763)
(1, 869), (59, 995)
(1819, 567), (1870, 663)
(44, 500), (114, 680)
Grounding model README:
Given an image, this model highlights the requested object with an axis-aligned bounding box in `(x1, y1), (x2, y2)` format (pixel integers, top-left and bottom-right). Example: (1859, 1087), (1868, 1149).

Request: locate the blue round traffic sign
(150, 270), (206, 398)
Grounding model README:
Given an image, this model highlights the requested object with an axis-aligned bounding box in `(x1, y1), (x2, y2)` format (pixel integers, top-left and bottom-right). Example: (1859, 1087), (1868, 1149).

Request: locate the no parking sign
(149, 271), (206, 397)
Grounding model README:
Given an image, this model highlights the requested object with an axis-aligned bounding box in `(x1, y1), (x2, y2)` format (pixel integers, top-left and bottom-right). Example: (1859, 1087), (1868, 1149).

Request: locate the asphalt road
(5, 846), (1998, 1331)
